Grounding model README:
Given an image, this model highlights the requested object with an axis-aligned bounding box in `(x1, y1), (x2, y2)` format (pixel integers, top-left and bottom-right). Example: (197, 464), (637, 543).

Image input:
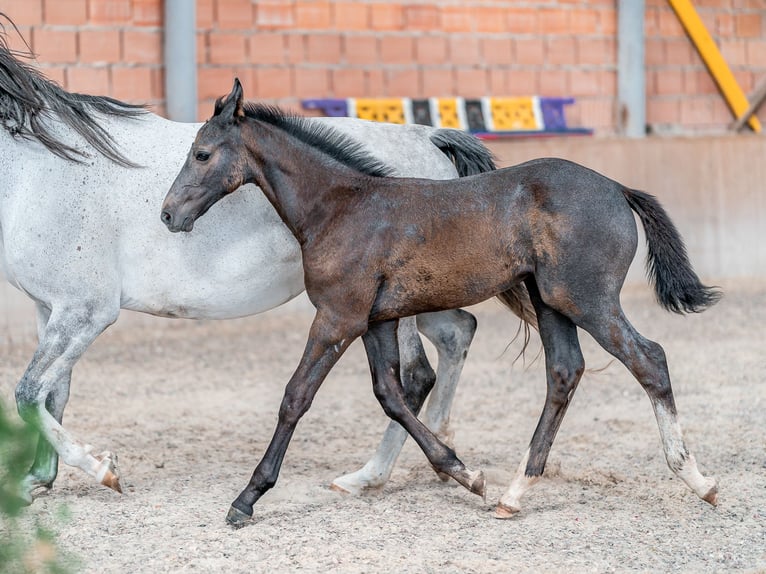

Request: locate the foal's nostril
(161, 210), (172, 225)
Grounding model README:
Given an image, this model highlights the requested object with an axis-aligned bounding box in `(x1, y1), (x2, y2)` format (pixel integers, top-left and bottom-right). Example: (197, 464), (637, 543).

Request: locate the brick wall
(1, 0), (764, 134)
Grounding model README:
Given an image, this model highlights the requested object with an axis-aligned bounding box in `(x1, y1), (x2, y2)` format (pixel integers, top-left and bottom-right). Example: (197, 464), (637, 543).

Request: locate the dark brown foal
(162, 79), (719, 526)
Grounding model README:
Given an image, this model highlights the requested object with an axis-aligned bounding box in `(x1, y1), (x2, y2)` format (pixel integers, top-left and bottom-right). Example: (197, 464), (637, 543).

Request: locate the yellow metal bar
(668, 0), (760, 132)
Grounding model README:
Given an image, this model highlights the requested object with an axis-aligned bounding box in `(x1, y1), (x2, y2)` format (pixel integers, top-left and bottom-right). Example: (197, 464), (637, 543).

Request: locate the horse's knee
(15, 376), (41, 424)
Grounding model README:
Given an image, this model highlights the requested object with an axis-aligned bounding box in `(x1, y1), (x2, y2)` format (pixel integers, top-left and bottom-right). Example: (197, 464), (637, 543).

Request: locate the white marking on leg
(653, 403), (717, 502)
(496, 448), (539, 516)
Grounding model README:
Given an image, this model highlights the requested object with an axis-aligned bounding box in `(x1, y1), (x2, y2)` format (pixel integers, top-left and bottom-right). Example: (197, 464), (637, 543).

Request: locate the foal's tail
(622, 188), (721, 314)
(429, 129), (497, 176)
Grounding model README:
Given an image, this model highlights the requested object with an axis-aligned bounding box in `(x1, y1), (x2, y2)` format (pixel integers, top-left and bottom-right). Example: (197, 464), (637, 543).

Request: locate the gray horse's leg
(330, 310), (476, 494)
(21, 303), (66, 496)
(15, 303), (120, 502)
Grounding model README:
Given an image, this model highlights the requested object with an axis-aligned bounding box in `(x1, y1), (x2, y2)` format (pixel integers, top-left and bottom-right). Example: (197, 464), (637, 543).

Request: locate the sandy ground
(1, 280), (765, 573)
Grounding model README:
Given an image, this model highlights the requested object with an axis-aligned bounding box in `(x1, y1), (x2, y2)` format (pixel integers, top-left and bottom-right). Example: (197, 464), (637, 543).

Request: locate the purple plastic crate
(539, 97), (575, 130)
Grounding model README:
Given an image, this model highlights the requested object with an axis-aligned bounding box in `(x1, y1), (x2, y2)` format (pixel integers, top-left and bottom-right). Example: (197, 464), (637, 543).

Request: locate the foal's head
(161, 79), (248, 232)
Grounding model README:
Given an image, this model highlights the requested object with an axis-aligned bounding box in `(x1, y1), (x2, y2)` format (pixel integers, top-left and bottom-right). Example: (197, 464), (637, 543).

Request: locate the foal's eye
(195, 150), (211, 162)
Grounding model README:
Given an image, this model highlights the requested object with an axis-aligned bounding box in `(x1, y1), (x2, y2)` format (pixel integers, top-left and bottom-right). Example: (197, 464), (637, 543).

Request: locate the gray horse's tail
(429, 128), (497, 176)
(622, 188), (721, 314)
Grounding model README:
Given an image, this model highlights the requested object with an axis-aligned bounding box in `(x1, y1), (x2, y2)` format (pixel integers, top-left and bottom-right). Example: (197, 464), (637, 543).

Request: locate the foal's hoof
(95, 452), (122, 494)
(226, 505), (253, 528)
(702, 483), (719, 507)
(493, 502), (521, 519)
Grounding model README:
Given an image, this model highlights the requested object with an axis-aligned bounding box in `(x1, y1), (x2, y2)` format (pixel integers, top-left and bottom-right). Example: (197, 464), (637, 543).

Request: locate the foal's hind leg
(330, 310), (476, 494)
(496, 283), (585, 518)
(362, 320), (485, 498)
(580, 305), (717, 505)
(14, 304), (121, 502)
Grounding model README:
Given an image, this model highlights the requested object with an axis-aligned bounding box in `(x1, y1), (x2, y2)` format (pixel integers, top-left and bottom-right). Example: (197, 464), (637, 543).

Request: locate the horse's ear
(214, 78), (245, 119)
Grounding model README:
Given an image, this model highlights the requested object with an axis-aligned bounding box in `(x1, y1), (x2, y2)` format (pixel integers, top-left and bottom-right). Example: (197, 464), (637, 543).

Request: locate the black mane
(217, 100), (395, 178)
(0, 14), (146, 166)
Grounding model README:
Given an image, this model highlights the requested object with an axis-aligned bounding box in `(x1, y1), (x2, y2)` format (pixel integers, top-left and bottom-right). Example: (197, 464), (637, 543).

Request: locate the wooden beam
(731, 77), (766, 132)
(668, 0), (761, 133)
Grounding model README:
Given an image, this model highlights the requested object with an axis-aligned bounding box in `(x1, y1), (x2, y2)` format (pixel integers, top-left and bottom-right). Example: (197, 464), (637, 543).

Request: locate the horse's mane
(0, 14), (146, 166)
(215, 99), (395, 178)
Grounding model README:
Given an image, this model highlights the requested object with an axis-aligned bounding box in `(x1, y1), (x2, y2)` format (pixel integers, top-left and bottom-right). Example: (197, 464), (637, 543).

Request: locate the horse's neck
(243, 121), (362, 245)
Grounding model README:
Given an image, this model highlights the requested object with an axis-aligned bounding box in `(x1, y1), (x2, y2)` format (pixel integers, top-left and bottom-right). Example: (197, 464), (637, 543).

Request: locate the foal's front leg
(227, 312), (363, 527)
(362, 320), (486, 498)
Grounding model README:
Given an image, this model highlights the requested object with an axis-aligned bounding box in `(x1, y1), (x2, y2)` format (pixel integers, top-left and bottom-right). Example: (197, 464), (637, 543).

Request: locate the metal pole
(617, 0), (645, 138)
(164, 0), (197, 122)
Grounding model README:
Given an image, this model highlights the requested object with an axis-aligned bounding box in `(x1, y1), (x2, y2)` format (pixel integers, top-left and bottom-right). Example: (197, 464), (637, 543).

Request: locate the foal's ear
(214, 77), (245, 120)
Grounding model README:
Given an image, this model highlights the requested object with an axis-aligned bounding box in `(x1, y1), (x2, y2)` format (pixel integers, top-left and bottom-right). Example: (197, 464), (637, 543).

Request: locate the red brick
(647, 98), (680, 125)
(441, 6), (473, 33)
(454, 68), (488, 98)
(645, 38), (665, 66)
(208, 33), (248, 65)
(720, 39), (747, 66)
(215, 0), (255, 30)
(421, 68), (453, 97)
(67, 65), (109, 94)
(254, 1), (294, 29)
(505, 8), (538, 34)
(2, 0), (43, 26)
(570, 69), (605, 97)
(569, 9), (599, 34)
(481, 37), (513, 66)
(599, 7), (617, 35)
(343, 35), (378, 66)
(680, 96), (714, 125)
(4, 26), (33, 55)
(196, 32), (208, 64)
(657, 7), (685, 36)
(285, 34), (305, 64)
(78, 29), (122, 63)
(577, 37), (615, 66)
(253, 67), (293, 99)
(295, 1), (332, 29)
(44, 0), (87, 25)
(370, 3), (404, 31)
(405, 4), (440, 31)
(331, 68), (365, 97)
(380, 35), (413, 65)
(488, 68), (509, 94)
(655, 70), (684, 95)
(132, 0), (162, 26)
(197, 0), (215, 28)
(576, 97), (614, 129)
(293, 67), (330, 97)
(122, 29), (162, 64)
(366, 68), (385, 96)
(547, 37), (577, 66)
(33, 28), (77, 63)
(538, 70), (568, 95)
(249, 32), (286, 66)
(747, 40), (766, 67)
(416, 36), (448, 66)
(539, 9), (570, 34)
(448, 35), (480, 67)
(385, 68), (420, 97)
(198, 66), (237, 99)
(88, 0), (132, 24)
(684, 69), (718, 95)
(665, 39), (696, 66)
(736, 13), (762, 37)
(507, 69), (538, 95)
(514, 37), (545, 66)
(111, 66), (154, 101)
(38, 65), (66, 86)
(716, 13), (735, 36)
(333, 2), (368, 30)
(475, 6), (506, 33)
(305, 33), (342, 64)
